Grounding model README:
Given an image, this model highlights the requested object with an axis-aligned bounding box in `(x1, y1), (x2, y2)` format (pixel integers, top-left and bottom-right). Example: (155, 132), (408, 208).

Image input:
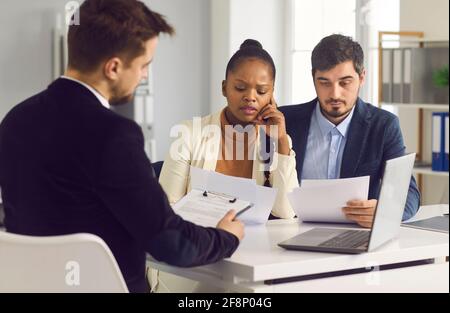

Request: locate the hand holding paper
(342, 199), (377, 228)
(288, 176), (370, 223)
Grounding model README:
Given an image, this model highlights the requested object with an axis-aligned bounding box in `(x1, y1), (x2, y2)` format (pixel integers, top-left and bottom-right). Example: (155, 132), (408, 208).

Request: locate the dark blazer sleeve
(383, 115), (421, 220)
(94, 121), (239, 267)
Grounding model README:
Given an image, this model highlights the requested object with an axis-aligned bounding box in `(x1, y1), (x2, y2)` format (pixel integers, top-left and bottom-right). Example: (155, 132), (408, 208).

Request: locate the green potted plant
(432, 65), (449, 103)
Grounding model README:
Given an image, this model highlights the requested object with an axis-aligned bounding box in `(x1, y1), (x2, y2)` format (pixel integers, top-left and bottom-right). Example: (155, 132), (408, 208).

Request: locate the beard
(326, 102), (351, 118)
(320, 87), (360, 119)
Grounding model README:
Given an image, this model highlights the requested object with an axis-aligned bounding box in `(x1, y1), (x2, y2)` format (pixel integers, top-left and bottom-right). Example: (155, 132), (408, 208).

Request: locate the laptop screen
(367, 153), (416, 251)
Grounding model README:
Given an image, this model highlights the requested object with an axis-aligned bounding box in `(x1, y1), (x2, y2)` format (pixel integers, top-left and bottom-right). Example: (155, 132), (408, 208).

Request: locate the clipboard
(173, 189), (254, 227)
(202, 190), (253, 218)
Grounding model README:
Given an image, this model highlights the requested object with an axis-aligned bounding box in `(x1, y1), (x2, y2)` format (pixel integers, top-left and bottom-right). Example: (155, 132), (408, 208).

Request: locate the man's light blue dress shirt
(301, 102), (355, 181)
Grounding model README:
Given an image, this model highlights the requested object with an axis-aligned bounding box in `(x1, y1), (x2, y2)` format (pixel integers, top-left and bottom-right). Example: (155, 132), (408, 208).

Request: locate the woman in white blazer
(152, 39), (300, 293)
(160, 39), (299, 219)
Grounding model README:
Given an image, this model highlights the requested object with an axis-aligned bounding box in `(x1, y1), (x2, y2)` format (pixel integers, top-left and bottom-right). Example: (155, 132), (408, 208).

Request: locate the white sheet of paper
(288, 176), (370, 223)
(301, 176), (369, 188)
(187, 167), (275, 225)
(238, 185), (278, 224)
(190, 166), (256, 193)
(173, 189), (252, 228)
(189, 166), (210, 190)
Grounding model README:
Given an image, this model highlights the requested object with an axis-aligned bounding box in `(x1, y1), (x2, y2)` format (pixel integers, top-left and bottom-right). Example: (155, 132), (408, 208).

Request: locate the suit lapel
(340, 98), (371, 178)
(295, 116), (312, 179)
(292, 101), (316, 179)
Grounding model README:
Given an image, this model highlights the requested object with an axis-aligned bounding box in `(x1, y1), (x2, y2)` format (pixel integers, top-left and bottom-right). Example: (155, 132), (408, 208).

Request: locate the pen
(234, 204), (253, 220)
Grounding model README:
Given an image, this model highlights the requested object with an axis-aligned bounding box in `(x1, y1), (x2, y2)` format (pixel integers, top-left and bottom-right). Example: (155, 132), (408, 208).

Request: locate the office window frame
(286, 0), (357, 105)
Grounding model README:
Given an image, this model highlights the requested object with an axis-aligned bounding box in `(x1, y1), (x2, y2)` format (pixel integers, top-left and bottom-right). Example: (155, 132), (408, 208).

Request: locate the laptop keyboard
(318, 230), (370, 249)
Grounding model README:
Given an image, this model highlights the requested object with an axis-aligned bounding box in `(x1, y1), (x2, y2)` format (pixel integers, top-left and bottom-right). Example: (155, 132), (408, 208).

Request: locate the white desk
(148, 204), (449, 293)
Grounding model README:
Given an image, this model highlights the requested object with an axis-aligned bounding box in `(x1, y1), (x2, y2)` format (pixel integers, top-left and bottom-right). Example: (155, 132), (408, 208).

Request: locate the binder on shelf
(402, 48), (412, 103)
(408, 47), (449, 104)
(392, 49), (403, 103)
(389, 47), (449, 104)
(432, 112), (446, 172)
(381, 49), (393, 103)
(445, 113), (449, 171)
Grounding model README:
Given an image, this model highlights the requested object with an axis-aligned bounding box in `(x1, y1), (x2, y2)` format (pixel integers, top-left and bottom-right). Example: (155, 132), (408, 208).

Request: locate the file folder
(432, 112), (445, 171)
(402, 48), (412, 103)
(381, 49), (393, 103)
(445, 113), (449, 171)
(402, 47), (448, 103)
(392, 49), (403, 103)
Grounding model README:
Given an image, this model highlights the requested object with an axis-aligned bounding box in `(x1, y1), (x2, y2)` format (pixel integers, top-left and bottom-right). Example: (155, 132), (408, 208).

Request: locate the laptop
(278, 153), (416, 254)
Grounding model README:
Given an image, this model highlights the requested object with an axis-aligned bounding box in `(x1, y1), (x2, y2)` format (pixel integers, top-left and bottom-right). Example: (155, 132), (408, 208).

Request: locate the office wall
(399, 0), (449, 205)
(400, 0), (449, 40)
(229, 0), (287, 106)
(0, 0), (211, 162)
(210, 0), (287, 113)
(210, 0), (231, 114)
(0, 0), (63, 120)
(142, 0), (211, 161)
(0, 0), (287, 161)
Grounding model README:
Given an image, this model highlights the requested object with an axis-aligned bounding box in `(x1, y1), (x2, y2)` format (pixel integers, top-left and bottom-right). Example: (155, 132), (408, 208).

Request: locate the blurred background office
(0, 0), (448, 216)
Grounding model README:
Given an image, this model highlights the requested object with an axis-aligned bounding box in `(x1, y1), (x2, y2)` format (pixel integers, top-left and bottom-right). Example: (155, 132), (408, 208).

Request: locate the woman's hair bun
(240, 39), (263, 50)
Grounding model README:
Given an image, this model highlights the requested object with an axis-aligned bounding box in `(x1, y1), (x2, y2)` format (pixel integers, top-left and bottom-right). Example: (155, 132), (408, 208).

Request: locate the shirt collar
(61, 76), (110, 109)
(314, 101), (355, 138)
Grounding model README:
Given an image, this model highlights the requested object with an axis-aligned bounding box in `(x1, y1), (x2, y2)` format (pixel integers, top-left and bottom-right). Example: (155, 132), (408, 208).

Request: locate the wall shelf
(380, 38), (449, 44)
(413, 167), (449, 177)
(378, 31), (449, 203)
(381, 103), (449, 110)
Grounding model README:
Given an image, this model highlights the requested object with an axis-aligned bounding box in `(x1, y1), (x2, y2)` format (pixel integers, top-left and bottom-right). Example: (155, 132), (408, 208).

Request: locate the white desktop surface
(148, 204), (449, 292)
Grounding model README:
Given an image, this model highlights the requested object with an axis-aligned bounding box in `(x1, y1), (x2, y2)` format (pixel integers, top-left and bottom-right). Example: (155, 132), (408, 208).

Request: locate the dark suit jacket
(279, 98), (420, 221)
(0, 78), (239, 293)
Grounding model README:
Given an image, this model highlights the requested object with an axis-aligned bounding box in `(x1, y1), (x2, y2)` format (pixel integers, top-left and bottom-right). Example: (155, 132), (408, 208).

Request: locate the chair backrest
(0, 231), (128, 293)
(152, 161), (164, 179)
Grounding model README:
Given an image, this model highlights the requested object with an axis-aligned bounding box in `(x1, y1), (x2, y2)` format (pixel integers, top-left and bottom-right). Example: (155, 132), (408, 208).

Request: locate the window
(290, 0), (356, 104)
(289, 0), (401, 106)
(359, 0), (400, 105)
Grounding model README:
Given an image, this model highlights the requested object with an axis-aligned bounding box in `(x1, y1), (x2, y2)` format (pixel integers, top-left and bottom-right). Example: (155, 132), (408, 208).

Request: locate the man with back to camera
(280, 34), (420, 228)
(0, 0), (244, 293)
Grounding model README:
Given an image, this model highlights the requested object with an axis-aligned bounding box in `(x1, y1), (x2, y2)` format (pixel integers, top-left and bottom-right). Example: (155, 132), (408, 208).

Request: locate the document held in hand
(172, 167), (278, 227)
(173, 189), (253, 228)
(288, 176), (370, 223)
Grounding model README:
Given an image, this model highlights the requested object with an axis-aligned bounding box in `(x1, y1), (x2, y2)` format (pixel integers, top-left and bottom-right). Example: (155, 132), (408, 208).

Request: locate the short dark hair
(311, 34), (364, 77)
(225, 39), (276, 81)
(68, 0), (174, 72)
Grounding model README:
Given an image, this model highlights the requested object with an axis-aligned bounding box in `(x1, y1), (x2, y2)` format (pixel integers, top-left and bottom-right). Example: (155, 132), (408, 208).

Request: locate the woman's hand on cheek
(253, 96), (290, 155)
(253, 97), (285, 137)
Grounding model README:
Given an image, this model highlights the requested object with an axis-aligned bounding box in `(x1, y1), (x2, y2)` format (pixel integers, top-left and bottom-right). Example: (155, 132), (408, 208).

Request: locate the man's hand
(217, 210), (245, 241)
(342, 199), (377, 228)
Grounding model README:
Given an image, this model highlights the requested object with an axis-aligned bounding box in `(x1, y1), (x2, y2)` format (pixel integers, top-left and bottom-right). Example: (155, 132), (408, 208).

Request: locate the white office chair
(0, 231), (128, 293)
